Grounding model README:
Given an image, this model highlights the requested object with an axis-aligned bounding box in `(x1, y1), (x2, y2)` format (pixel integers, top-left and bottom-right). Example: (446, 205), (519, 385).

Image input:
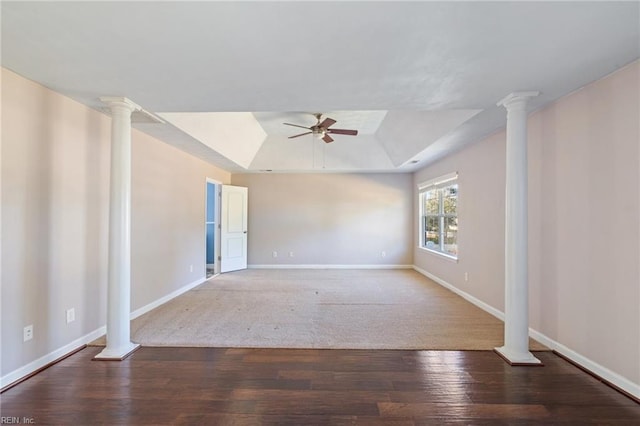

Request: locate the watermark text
(1, 417), (35, 424)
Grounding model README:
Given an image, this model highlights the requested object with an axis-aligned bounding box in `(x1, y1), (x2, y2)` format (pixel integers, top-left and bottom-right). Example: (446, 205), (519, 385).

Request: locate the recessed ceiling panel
(249, 135), (394, 172)
(159, 112), (266, 169)
(377, 110), (482, 166)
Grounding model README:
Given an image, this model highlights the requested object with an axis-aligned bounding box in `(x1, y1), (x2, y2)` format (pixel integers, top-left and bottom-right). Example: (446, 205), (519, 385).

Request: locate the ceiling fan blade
(327, 128), (358, 136)
(284, 123), (312, 130)
(319, 117), (337, 128)
(322, 134), (334, 143)
(288, 132), (312, 139)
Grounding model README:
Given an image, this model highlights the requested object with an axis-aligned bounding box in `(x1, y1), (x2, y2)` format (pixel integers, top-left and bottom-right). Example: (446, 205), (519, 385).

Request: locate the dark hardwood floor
(1, 346), (638, 425)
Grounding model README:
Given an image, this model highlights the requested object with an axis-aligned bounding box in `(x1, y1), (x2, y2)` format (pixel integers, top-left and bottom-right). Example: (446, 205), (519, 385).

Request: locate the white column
(495, 91), (541, 365)
(95, 97), (141, 360)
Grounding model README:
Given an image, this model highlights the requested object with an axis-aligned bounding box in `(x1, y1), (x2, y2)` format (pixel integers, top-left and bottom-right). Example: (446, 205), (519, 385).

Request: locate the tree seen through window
(421, 179), (458, 258)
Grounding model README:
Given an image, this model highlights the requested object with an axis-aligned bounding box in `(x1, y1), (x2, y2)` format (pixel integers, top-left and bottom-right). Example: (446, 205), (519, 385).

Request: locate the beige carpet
(91, 269), (547, 350)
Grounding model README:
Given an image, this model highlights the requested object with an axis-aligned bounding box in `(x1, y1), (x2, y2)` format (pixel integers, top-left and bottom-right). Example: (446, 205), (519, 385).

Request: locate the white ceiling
(2, 1), (638, 173)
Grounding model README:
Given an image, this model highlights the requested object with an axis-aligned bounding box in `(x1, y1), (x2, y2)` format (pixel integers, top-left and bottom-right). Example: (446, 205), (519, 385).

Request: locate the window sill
(417, 246), (458, 263)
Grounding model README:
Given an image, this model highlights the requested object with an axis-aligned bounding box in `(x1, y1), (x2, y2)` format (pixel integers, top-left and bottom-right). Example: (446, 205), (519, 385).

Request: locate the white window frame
(418, 172), (458, 261)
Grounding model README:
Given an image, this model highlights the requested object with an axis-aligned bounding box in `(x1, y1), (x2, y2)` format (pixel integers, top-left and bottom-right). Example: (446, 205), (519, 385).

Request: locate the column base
(93, 342), (141, 361)
(494, 346), (543, 366)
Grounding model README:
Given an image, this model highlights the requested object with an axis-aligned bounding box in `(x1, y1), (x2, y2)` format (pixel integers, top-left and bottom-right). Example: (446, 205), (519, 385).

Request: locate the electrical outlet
(464, 272), (469, 282)
(189, 264), (194, 273)
(289, 251), (294, 257)
(66, 308), (75, 324)
(23, 325), (33, 342)
(272, 251), (278, 258)
(381, 251), (386, 257)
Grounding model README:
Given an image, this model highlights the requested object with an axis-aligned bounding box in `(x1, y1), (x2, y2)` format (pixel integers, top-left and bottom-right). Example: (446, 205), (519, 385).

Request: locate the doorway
(205, 179), (220, 278)
(206, 181), (249, 277)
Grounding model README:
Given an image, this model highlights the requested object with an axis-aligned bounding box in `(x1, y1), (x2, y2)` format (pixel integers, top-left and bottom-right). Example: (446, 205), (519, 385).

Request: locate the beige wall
(1, 68), (230, 378)
(528, 61), (638, 385)
(131, 128), (229, 310)
(231, 173), (413, 266)
(414, 131), (507, 309)
(2, 68), (111, 378)
(414, 61), (640, 388)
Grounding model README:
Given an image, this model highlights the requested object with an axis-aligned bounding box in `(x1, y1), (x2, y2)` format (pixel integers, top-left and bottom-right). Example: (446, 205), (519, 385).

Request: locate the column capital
(99, 96), (142, 112)
(497, 91), (540, 109)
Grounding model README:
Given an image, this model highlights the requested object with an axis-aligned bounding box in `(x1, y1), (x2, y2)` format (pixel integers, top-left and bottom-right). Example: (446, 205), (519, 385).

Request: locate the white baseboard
(413, 266), (505, 321)
(412, 266), (640, 400)
(130, 276), (206, 320)
(0, 326), (106, 389)
(1, 276), (206, 390)
(248, 264), (414, 270)
(529, 329), (640, 399)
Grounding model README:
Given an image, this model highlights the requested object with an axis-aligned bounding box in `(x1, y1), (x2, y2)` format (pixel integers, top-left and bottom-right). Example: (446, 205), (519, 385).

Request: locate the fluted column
(94, 97), (141, 360)
(495, 91), (541, 365)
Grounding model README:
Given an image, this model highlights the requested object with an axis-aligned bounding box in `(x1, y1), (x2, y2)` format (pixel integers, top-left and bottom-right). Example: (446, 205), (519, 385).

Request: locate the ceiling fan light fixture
(313, 130), (325, 139)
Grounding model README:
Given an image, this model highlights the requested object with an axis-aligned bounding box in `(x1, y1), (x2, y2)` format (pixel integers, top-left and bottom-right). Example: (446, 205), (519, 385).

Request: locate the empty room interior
(1, 1), (639, 424)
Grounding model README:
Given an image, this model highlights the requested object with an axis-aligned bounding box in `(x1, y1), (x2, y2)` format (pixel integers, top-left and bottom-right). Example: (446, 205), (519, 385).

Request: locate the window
(419, 173), (458, 259)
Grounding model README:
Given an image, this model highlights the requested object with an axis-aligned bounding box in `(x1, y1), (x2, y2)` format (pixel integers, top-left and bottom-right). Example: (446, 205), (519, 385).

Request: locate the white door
(220, 185), (248, 273)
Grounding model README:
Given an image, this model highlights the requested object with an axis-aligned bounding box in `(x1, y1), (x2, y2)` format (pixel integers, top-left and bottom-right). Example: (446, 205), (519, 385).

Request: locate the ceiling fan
(284, 113), (358, 143)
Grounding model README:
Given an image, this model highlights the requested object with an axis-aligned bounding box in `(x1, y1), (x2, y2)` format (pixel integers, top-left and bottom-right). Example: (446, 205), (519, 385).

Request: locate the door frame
(205, 178), (222, 278)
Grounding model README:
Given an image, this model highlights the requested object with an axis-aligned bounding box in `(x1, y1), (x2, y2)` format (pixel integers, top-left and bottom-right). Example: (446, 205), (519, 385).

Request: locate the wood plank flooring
(1, 346), (638, 425)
